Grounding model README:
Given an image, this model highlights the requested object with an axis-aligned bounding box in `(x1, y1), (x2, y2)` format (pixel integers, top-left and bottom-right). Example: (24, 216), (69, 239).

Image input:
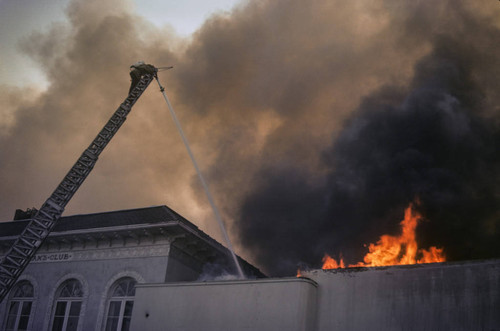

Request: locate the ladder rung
(32, 217), (51, 228)
(12, 247), (30, 257)
(5, 256), (22, 268)
(0, 265), (14, 277)
(25, 227), (43, 238)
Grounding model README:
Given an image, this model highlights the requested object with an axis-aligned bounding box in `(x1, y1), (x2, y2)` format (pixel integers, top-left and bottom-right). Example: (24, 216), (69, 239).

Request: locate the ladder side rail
(0, 73), (155, 302)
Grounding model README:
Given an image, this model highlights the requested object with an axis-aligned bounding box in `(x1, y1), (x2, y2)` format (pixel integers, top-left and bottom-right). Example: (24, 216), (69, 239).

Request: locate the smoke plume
(234, 1), (500, 275)
(1, 0), (499, 276)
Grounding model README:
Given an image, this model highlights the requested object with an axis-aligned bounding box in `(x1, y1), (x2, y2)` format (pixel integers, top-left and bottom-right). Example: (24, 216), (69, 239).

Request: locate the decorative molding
(31, 244), (171, 263)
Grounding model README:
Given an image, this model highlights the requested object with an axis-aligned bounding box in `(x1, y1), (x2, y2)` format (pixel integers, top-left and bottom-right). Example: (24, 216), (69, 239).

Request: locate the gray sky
(0, 0), (241, 87)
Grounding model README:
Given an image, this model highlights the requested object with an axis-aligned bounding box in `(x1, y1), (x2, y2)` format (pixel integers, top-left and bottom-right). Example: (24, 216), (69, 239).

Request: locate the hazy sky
(0, 0), (242, 87)
(0, 0), (499, 276)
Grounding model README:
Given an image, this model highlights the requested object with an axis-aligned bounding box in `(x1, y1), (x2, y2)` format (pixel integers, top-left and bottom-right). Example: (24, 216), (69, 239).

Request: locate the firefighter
(129, 61), (156, 94)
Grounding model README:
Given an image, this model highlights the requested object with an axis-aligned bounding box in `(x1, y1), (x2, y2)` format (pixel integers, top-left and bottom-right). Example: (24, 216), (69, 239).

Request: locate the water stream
(156, 77), (245, 279)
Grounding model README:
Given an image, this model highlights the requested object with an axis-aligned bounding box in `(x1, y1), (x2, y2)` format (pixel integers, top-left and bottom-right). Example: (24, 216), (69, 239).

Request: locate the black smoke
(236, 33), (500, 276)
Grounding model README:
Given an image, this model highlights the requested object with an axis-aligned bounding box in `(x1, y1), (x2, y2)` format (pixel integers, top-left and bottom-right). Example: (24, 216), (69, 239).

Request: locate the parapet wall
(130, 259), (499, 331)
(130, 277), (318, 331)
(302, 259), (500, 331)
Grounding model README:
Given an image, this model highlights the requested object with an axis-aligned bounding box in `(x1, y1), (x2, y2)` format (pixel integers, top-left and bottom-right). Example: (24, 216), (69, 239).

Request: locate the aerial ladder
(0, 69), (158, 303)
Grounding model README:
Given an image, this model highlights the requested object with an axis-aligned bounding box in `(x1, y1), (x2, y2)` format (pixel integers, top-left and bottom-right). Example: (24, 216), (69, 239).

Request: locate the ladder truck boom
(0, 70), (157, 303)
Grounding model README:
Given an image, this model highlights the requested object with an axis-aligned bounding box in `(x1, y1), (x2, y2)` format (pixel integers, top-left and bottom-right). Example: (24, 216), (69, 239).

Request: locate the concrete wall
(130, 277), (318, 331)
(131, 260), (499, 331)
(303, 259), (500, 331)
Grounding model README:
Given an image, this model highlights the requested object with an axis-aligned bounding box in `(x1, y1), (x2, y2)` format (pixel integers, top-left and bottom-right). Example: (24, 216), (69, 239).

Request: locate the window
(4, 280), (34, 331)
(104, 278), (137, 331)
(51, 279), (83, 331)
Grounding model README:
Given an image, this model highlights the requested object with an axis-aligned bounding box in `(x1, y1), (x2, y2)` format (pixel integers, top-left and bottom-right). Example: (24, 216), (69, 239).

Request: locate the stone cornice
(30, 243), (171, 263)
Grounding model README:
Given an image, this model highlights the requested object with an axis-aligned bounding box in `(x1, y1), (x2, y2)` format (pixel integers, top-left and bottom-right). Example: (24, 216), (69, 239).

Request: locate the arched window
(51, 279), (83, 331)
(104, 278), (137, 331)
(4, 280), (34, 331)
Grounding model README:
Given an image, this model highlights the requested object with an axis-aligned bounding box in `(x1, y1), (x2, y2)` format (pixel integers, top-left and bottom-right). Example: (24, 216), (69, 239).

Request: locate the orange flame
(321, 203), (445, 270)
(322, 254), (345, 269)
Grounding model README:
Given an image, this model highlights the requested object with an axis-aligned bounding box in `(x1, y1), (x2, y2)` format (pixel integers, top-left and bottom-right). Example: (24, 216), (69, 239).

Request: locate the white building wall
(302, 259), (500, 331)
(130, 278), (318, 331)
(130, 259), (500, 331)
(0, 241), (172, 330)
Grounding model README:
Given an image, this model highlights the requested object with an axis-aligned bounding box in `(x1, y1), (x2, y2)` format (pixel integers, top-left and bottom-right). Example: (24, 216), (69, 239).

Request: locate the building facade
(2, 205), (498, 331)
(0, 206), (263, 331)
